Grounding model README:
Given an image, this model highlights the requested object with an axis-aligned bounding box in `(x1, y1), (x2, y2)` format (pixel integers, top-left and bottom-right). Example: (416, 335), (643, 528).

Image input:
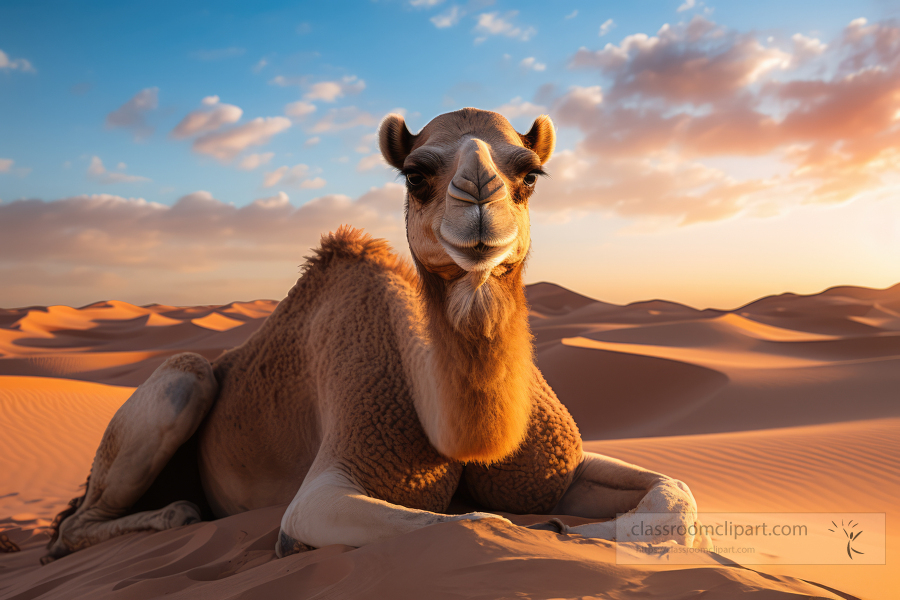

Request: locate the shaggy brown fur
(198, 227), (464, 516)
(464, 373), (582, 514)
(416, 258), (538, 463)
(197, 226), (581, 517)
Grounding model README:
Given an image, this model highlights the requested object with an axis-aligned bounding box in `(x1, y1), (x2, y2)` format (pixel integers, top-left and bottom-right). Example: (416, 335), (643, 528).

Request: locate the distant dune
(1, 282), (898, 599)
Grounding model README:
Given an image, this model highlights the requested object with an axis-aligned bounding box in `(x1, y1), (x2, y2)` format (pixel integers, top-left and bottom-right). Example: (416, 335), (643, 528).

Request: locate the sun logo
(829, 519), (864, 559)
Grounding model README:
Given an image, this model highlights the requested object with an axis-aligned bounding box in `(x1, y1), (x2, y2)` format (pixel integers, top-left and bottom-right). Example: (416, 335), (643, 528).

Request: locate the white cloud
(106, 88), (159, 140)
(304, 76), (365, 102)
(356, 132), (378, 154)
(170, 96), (243, 139)
(565, 10), (578, 19)
(309, 107), (379, 134)
(357, 153), (387, 172)
(305, 137), (321, 146)
(569, 18), (791, 102)
(0, 49), (35, 73)
(0, 159), (13, 173)
(252, 191), (290, 209)
(431, 5), (462, 28)
(493, 97), (548, 119)
(192, 117), (292, 162)
(599, 19), (615, 37)
(87, 156), (150, 184)
(263, 164), (324, 189)
(305, 82), (342, 102)
(270, 75), (304, 87)
(299, 177), (326, 189)
(263, 166), (295, 188)
(270, 75), (365, 103)
(677, 0), (696, 12)
(253, 58), (268, 73)
(285, 100), (317, 117)
(520, 57), (546, 71)
(564, 85), (604, 106)
(238, 153), (275, 171)
(410, 0), (444, 6)
(791, 33), (827, 63)
(474, 11), (536, 41)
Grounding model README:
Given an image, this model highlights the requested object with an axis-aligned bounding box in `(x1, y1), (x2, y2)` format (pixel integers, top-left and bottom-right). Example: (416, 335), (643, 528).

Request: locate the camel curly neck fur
(411, 263), (535, 464)
(378, 108), (556, 465)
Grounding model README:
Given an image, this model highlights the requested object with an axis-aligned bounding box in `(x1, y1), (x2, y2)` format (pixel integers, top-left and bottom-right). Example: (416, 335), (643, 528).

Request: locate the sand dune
(531, 282), (900, 438)
(0, 377), (133, 523)
(588, 418), (900, 600)
(0, 301), (276, 386)
(1, 282), (898, 598)
(0, 507), (853, 600)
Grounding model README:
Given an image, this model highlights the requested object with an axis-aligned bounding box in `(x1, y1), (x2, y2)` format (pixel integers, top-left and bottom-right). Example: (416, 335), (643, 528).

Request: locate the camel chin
(438, 238), (517, 287)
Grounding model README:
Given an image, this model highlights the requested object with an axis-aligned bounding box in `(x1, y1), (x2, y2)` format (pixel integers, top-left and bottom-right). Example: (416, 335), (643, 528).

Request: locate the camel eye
(406, 173), (425, 187)
(523, 172), (538, 187)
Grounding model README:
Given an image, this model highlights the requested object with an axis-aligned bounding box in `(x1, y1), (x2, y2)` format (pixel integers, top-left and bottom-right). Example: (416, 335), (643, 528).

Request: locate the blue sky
(3, 0), (892, 204)
(1, 0), (899, 308)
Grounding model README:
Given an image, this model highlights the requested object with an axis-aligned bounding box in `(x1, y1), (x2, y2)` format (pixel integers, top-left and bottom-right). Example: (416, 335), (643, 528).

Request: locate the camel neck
(411, 264), (536, 464)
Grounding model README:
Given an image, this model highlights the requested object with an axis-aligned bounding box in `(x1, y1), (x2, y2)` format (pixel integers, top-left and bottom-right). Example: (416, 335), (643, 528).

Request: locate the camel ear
(520, 115), (556, 164)
(379, 114), (417, 170)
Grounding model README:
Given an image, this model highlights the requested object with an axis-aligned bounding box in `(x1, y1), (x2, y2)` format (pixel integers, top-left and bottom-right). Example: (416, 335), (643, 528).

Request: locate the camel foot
(447, 512), (513, 525)
(43, 500), (202, 565)
(275, 529), (315, 558)
(1, 533), (21, 553)
(568, 479), (701, 546)
(524, 518), (569, 534)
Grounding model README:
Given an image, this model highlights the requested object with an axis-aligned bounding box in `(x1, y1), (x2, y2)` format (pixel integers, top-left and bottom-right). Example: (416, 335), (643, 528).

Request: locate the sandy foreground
(1, 283), (898, 599)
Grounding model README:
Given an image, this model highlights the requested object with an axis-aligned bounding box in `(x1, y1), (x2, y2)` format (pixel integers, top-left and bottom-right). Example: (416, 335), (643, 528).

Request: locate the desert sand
(1, 283), (898, 599)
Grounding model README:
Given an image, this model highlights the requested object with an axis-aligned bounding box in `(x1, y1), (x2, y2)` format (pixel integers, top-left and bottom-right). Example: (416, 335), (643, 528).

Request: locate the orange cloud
(192, 116), (292, 161)
(106, 88), (159, 140)
(170, 96), (243, 139)
(542, 16), (900, 223)
(0, 185), (407, 304)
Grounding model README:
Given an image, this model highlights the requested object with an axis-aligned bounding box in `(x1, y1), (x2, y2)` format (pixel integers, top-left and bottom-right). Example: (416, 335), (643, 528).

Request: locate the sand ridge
(0, 300), (277, 386)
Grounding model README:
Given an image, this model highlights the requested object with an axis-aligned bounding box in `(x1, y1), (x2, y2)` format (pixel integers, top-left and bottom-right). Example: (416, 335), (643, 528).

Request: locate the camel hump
(302, 225), (413, 279)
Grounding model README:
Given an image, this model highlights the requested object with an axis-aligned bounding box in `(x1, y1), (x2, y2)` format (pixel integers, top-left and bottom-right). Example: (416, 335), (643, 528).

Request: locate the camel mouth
(438, 236), (516, 274)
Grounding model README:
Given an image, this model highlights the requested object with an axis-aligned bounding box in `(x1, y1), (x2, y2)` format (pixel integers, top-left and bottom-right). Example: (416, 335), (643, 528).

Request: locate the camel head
(379, 108), (555, 336)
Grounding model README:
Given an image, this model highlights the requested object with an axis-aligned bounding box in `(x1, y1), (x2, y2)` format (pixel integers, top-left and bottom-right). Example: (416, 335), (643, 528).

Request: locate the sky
(1, 0), (899, 310)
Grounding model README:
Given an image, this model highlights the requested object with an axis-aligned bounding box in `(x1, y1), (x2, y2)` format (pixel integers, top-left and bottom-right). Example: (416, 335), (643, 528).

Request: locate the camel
(42, 108), (706, 565)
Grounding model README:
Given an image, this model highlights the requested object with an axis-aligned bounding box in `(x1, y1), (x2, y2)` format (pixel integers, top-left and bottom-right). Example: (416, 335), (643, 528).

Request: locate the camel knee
(114, 353), (218, 457)
(143, 353), (217, 425)
(646, 477), (698, 513)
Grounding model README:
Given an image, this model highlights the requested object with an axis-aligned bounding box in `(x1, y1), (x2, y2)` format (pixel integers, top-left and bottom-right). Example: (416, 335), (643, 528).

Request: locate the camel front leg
(551, 451), (708, 548)
(276, 468), (509, 557)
